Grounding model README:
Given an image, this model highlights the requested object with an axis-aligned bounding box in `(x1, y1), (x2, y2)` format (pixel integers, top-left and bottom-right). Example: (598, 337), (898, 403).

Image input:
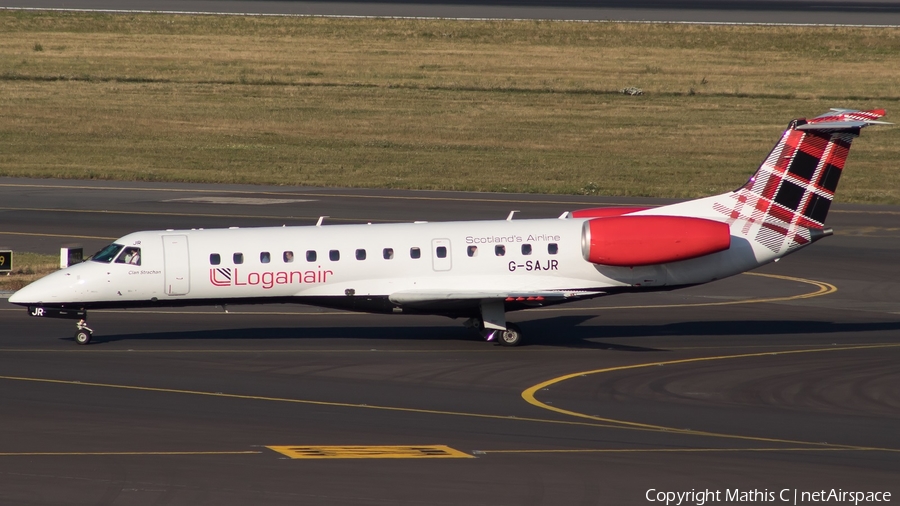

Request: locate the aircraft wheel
(498, 323), (523, 347)
(74, 329), (92, 345)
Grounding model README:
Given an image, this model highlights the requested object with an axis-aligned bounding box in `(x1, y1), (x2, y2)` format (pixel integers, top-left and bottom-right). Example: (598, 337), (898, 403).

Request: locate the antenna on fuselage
(506, 210), (519, 221)
(316, 216), (328, 226)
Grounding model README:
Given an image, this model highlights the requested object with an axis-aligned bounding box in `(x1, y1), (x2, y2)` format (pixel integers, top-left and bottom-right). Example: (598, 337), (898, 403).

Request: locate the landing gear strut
(74, 318), (93, 345)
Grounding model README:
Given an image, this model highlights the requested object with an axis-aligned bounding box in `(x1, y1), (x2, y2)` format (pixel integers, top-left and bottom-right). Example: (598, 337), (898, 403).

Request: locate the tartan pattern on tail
(712, 108), (885, 253)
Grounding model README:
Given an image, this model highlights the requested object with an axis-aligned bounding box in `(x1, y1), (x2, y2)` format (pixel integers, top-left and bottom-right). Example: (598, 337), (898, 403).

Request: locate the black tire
(74, 330), (92, 345)
(498, 323), (523, 347)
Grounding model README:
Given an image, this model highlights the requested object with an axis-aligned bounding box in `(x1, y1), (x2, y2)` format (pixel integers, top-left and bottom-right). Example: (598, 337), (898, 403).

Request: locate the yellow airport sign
(267, 445), (473, 459)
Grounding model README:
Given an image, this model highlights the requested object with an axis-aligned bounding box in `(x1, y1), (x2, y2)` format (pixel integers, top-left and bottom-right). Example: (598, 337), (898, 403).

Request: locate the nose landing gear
(75, 319), (93, 345)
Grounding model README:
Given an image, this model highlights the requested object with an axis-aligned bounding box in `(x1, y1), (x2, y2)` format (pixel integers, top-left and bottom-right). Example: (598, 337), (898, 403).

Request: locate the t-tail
(726, 108), (888, 252)
(646, 108), (890, 257)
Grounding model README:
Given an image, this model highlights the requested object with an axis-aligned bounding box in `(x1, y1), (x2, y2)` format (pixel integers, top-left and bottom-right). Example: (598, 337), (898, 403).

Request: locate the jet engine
(581, 216), (731, 267)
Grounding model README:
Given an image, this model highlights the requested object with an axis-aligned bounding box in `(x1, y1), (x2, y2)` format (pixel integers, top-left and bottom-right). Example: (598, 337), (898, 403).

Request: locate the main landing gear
(491, 323), (523, 347)
(74, 318), (93, 345)
(465, 300), (525, 347)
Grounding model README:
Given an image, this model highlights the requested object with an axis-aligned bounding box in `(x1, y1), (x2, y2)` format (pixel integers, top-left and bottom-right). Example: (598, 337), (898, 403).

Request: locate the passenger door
(431, 238), (452, 272)
(163, 235), (190, 295)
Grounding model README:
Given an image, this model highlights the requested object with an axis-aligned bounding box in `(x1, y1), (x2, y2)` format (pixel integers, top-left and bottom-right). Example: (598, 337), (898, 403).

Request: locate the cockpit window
(115, 247), (142, 266)
(91, 243), (124, 263)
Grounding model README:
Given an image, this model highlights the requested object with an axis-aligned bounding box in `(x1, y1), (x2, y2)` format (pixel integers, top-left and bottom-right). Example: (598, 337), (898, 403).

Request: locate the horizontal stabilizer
(797, 120), (892, 131)
(797, 121), (869, 131)
(798, 108), (891, 131)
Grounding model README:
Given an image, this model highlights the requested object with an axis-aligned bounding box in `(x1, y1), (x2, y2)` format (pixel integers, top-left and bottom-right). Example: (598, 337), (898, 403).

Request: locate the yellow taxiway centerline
(0, 451), (262, 456)
(2, 344), (900, 453)
(0, 231), (116, 240)
(1, 273), (837, 316)
(0, 207), (393, 223)
(480, 447), (888, 454)
(521, 343), (900, 451)
(5, 182), (899, 213)
(535, 272), (836, 312)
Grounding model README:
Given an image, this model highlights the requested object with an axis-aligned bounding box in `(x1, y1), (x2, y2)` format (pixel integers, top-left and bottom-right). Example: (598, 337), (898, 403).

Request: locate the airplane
(9, 108), (890, 346)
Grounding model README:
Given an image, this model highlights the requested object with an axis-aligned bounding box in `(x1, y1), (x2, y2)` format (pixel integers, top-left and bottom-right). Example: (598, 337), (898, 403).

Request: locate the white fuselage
(10, 213), (783, 314)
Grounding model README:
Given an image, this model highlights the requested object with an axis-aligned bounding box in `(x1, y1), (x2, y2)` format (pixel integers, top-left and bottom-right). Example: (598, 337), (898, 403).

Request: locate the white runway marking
(163, 197), (315, 205)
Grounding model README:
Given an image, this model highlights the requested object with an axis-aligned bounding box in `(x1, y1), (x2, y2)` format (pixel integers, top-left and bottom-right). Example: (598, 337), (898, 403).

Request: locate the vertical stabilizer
(711, 108), (887, 253)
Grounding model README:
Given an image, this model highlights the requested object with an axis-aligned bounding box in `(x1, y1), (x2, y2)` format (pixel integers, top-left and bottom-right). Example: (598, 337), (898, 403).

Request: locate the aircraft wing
(388, 289), (601, 305)
(389, 289), (603, 329)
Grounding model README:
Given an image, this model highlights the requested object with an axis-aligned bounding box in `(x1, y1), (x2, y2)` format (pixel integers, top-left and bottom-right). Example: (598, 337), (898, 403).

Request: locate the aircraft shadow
(59, 315), (900, 350)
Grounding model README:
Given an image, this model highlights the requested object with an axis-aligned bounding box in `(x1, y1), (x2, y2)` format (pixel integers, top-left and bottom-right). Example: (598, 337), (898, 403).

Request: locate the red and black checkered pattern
(712, 109), (885, 253)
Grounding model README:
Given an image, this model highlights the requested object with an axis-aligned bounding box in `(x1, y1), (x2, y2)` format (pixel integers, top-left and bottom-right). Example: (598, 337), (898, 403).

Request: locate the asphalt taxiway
(4, 0), (900, 25)
(0, 178), (898, 505)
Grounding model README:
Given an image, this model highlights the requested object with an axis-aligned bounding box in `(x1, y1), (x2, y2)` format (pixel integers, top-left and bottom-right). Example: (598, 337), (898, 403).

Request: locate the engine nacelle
(581, 216), (731, 266)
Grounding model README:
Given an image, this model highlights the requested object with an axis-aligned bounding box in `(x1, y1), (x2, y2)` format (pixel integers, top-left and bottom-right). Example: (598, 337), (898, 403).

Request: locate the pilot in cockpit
(117, 247), (141, 266)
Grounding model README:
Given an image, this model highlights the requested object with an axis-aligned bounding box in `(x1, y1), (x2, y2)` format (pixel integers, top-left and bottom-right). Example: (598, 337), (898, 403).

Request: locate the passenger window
(283, 251), (294, 263)
(90, 243), (123, 264)
(383, 248), (394, 260)
(260, 252), (271, 264)
(356, 249), (366, 260)
(436, 246), (447, 258)
(410, 247), (421, 259)
(329, 250), (340, 261)
(234, 253), (244, 264)
(495, 245), (506, 256)
(115, 247), (142, 266)
(210, 253), (221, 265)
(467, 245), (477, 257)
(522, 244), (532, 255)
(306, 250), (317, 262)
(548, 243), (558, 255)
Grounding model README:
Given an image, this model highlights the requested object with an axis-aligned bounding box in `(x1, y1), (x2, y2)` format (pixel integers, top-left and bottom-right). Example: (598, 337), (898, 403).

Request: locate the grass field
(1, 12), (899, 202)
(0, 252), (58, 291)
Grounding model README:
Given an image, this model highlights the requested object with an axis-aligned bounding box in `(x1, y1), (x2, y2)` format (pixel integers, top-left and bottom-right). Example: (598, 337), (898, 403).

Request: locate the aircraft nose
(8, 278), (48, 306)
(8, 268), (68, 306)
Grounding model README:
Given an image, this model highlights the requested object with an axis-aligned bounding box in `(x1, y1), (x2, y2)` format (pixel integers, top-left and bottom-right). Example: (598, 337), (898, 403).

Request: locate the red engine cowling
(581, 216), (731, 266)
